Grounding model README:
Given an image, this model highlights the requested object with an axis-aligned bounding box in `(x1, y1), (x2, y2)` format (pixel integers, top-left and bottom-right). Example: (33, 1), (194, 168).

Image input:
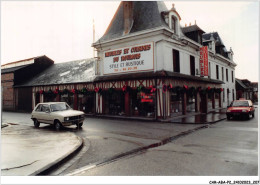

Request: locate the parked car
(31, 102), (85, 130)
(226, 99), (255, 120)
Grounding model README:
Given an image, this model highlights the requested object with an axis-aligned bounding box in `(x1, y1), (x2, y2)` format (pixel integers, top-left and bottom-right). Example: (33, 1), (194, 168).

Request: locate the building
(236, 78), (258, 102)
(91, 1), (236, 119)
(2, 1), (237, 120)
(1, 56), (54, 111)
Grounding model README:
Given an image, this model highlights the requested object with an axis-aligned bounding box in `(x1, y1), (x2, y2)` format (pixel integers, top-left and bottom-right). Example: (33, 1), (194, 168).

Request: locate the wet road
(73, 110), (258, 176)
(2, 112), (200, 175)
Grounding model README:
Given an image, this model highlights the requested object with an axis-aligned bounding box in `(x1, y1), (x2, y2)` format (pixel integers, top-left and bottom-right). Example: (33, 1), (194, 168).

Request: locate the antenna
(93, 19), (95, 58)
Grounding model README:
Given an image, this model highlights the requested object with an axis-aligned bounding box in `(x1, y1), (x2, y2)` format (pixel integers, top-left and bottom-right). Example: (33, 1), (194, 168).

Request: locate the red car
(226, 99), (255, 120)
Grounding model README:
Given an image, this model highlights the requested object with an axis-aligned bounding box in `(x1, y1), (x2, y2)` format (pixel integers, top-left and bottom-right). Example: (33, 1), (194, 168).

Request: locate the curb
(66, 124), (210, 176)
(32, 136), (84, 176)
(169, 117), (227, 124)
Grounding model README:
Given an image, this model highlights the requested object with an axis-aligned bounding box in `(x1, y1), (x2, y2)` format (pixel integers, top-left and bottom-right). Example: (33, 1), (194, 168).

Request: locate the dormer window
(171, 16), (176, 33)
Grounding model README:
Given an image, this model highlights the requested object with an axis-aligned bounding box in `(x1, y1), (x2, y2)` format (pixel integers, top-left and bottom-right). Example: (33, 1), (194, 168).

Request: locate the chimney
(185, 23), (187, 27)
(189, 22), (191, 26)
(123, 1), (133, 35)
(195, 20), (196, 25)
(210, 33), (216, 54)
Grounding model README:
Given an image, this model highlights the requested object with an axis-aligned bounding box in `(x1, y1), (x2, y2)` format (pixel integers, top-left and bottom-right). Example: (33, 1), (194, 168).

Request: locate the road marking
(65, 164), (96, 176)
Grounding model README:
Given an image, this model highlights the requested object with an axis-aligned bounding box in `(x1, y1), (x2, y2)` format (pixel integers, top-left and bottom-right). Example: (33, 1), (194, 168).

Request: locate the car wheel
(77, 123), (83, 128)
(227, 115), (231, 120)
(55, 120), (62, 131)
(34, 119), (40, 128)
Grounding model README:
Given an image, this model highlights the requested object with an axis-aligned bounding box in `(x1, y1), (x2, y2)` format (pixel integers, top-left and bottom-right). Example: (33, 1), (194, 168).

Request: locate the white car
(31, 102), (85, 130)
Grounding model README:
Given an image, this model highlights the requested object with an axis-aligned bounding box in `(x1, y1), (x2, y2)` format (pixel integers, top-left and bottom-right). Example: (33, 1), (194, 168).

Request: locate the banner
(103, 42), (154, 75)
(199, 46), (208, 76)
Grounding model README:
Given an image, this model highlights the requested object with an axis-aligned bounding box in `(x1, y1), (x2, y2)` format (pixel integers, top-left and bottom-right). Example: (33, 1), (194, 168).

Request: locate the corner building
(92, 1), (236, 119)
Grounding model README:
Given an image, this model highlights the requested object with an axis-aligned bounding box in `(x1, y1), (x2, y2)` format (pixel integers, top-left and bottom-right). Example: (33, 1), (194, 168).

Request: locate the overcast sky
(1, 1), (259, 82)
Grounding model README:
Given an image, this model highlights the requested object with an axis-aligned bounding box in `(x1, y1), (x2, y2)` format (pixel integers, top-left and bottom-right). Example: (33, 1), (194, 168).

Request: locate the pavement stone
(1, 123), (82, 176)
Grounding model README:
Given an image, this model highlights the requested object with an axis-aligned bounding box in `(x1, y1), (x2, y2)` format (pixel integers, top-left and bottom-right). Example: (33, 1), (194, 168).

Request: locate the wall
(1, 73), (15, 111)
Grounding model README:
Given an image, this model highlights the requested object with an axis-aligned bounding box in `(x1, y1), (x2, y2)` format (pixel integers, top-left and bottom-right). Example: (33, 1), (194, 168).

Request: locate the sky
(1, 1), (259, 82)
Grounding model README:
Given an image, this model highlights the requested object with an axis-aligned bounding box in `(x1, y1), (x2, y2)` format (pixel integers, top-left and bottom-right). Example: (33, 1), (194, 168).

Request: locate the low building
(1, 56), (54, 111)
(236, 78), (258, 102)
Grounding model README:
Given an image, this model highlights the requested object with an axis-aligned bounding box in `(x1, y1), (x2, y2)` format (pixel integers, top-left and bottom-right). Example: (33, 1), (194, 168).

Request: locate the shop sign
(199, 46), (208, 76)
(103, 42), (154, 75)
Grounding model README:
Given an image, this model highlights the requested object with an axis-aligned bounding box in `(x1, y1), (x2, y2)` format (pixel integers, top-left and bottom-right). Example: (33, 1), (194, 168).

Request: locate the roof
(17, 58), (96, 87)
(181, 24), (205, 34)
(95, 70), (224, 84)
(94, 1), (169, 44)
(1, 64), (32, 74)
(202, 32), (225, 46)
(236, 78), (249, 89)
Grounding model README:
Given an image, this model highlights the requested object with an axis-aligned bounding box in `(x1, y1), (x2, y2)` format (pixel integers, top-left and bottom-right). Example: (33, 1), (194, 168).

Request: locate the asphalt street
(2, 111), (200, 175)
(72, 110), (258, 176)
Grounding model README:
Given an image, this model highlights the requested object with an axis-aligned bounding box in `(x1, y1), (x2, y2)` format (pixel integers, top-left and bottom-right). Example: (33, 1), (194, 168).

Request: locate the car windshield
(50, 103), (70, 112)
(231, 101), (249, 107)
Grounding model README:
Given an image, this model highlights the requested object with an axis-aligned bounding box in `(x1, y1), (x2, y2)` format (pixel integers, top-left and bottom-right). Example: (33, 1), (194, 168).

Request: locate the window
(208, 62), (211, 78)
(216, 65), (219, 79)
(35, 104), (42, 112)
(222, 67), (224, 81)
(226, 68), (228, 82)
(232, 89), (235, 101)
(173, 49), (180, 72)
(223, 88), (225, 102)
(232, 71), (234, 83)
(190, 55), (195, 76)
(172, 16), (176, 33)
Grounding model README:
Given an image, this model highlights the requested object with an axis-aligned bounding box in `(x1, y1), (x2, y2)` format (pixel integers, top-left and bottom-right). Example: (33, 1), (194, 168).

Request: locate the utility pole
(93, 19), (95, 58)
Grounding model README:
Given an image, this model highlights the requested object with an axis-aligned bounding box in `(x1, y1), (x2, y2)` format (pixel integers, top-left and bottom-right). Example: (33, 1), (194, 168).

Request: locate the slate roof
(17, 58), (96, 87)
(236, 78), (249, 89)
(1, 64), (32, 74)
(94, 1), (169, 44)
(181, 24), (205, 34)
(202, 32), (225, 46)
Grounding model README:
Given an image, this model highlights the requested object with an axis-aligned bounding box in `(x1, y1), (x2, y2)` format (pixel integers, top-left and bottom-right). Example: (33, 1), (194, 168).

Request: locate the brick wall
(1, 73), (15, 111)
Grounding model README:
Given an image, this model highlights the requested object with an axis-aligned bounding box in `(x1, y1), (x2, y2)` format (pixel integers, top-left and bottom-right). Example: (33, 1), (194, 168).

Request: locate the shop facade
(12, 1), (236, 121)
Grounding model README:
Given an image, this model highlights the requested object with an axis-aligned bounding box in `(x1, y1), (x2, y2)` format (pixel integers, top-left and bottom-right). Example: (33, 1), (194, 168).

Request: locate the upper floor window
(216, 65), (219, 80)
(190, 55), (195, 76)
(231, 71), (234, 83)
(226, 68), (229, 82)
(222, 67), (224, 81)
(173, 49), (180, 73)
(172, 16), (176, 33)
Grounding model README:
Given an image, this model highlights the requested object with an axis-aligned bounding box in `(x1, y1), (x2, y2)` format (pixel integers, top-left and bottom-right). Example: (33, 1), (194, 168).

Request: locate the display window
(170, 92), (182, 116)
(61, 94), (74, 108)
(78, 94), (95, 114)
(44, 94), (56, 102)
(208, 92), (213, 110)
(131, 91), (155, 118)
(186, 94), (195, 112)
(104, 90), (125, 116)
(215, 92), (220, 108)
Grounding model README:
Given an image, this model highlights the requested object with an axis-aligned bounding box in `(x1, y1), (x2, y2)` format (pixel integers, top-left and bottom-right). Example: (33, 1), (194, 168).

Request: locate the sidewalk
(1, 124), (83, 176)
(162, 108), (227, 124)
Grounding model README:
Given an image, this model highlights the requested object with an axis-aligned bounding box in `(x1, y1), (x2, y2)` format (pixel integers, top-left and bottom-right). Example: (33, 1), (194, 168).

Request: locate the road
(2, 109), (258, 176)
(2, 111), (200, 175)
(73, 111), (258, 176)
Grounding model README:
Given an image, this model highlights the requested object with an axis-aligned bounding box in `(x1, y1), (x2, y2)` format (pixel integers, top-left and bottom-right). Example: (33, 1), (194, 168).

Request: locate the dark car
(226, 99), (255, 120)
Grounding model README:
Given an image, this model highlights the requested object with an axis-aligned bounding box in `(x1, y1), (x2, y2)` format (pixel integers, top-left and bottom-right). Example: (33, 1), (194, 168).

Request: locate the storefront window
(170, 92), (182, 115)
(61, 94), (74, 108)
(78, 94), (94, 114)
(215, 93), (220, 108)
(104, 90), (125, 116)
(44, 94), (56, 102)
(131, 91), (155, 118)
(208, 92), (213, 110)
(186, 94), (195, 112)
